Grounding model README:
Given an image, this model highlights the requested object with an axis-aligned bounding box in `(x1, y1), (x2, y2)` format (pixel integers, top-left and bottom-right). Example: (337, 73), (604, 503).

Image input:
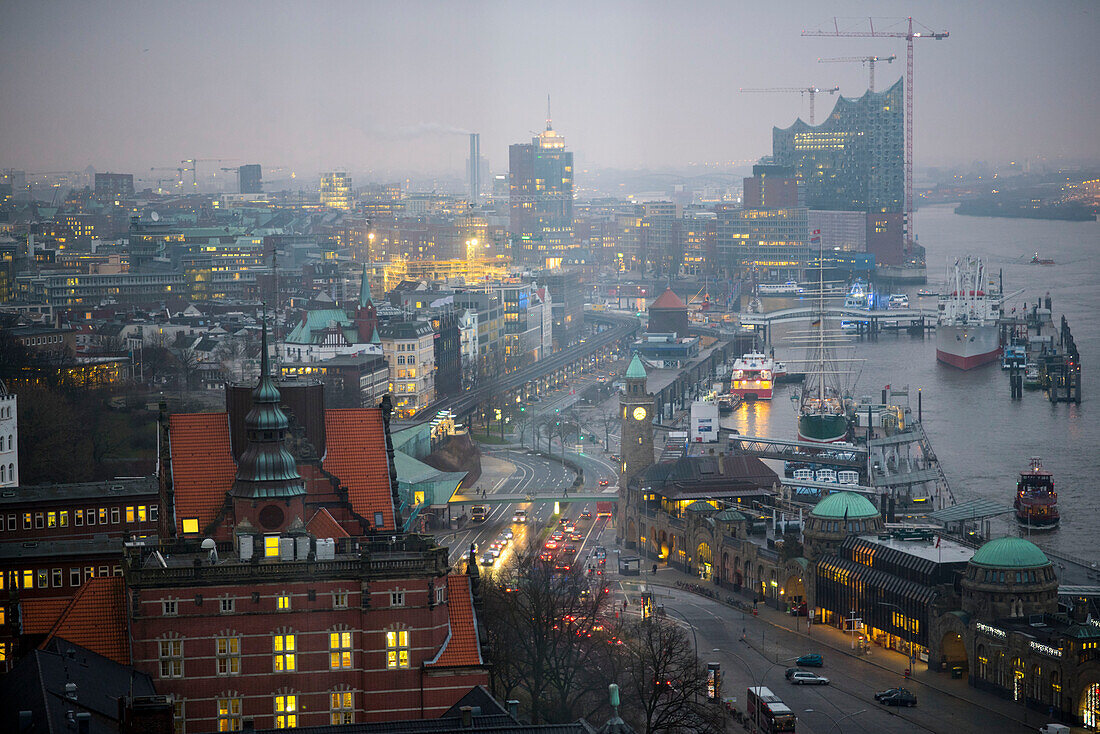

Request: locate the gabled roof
(650, 287), (686, 310)
(285, 308), (358, 345)
(20, 598), (71, 634)
(427, 575), (483, 668)
(323, 409), (395, 531)
(307, 507), (350, 539)
(170, 412), (236, 533)
(40, 577), (129, 665)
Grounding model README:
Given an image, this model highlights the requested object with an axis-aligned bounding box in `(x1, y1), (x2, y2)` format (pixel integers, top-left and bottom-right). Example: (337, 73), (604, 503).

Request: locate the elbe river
(723, 203), (1099, 560)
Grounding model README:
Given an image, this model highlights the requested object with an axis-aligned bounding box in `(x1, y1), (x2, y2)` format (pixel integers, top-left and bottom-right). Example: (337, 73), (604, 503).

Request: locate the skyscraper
(467, 134), (480, 205)
(93, 172), (134, 200)
(238, 164), (262, 194)
(509, 104), (574, 265)
(320, 171), (353, 210)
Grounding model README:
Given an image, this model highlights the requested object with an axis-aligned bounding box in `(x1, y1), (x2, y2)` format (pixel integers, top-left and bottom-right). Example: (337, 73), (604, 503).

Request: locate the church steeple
(355, 266), (379, 343)
(359, 264), (373, 307)
(230, 316), (305, 500)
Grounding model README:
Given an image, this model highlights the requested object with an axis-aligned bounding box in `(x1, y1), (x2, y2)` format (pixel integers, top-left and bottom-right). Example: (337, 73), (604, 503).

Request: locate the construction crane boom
(803, 17), (949, 247)
(181, 158), (240, 188)
(739, 85), (840, 125)
(818, 54), (896, 91)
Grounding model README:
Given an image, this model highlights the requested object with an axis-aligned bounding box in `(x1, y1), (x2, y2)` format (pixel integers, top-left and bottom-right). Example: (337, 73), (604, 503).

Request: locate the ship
(1015, 457), (1059, 531)
(787, 263), (860, 444)
(758, 280), (804, 296)
(730, 352), (774, 400)
(935, 256), (1002, 370)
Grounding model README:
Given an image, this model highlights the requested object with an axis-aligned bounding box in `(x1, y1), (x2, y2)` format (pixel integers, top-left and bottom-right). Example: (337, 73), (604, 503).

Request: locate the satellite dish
(150, 211), (160, 222)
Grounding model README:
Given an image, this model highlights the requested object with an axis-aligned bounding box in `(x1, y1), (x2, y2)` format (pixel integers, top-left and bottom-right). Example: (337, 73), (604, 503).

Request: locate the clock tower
(619, 354), (655, 490)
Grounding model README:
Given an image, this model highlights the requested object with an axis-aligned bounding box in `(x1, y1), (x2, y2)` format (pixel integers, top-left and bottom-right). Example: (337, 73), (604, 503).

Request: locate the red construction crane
(817, 54), (896, 92)
(738, 85), (840, 125)
(803, 17), (949, 247)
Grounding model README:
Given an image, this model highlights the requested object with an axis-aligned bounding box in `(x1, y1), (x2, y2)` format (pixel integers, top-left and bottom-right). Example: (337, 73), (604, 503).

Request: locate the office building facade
(320, 172), (353, 211)
(239, 164), (263, 194)
(509, 119), (574, 265)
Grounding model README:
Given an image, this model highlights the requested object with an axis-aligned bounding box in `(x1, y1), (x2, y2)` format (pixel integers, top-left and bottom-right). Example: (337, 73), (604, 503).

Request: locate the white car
(789, 671), (829, 685)
(501, 528), (514, 540)
(512, 510), (528, 523)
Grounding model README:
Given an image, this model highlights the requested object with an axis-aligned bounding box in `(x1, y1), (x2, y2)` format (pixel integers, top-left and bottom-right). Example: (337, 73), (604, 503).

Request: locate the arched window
(1, 465), (6, 482)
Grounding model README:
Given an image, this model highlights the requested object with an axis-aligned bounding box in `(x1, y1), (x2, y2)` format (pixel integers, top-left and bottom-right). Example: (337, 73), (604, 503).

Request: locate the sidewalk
(632, 562), (1050, 732)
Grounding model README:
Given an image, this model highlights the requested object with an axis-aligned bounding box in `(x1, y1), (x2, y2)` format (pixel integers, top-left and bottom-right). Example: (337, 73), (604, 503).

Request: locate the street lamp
(804, 708), (866, 733)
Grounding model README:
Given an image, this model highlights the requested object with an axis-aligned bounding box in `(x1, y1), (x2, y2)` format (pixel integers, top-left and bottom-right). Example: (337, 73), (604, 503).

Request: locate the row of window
(0, 406), (11, 420)
(2, 564), (122, 591)
(159, 589), (413, 616)
(2, 504), (158, 532)
(1, 434), (12, 450)
(157, 629), (410, 679)
(0, 463), (14, 483)
(207, 691), (354, 731)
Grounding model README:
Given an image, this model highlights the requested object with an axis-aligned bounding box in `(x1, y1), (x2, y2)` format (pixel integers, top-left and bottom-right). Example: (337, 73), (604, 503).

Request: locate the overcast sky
(1, 0), (1096, 180)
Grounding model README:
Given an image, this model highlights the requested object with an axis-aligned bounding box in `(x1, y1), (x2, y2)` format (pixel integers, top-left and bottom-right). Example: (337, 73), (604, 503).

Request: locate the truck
(470, 505), (489, 523)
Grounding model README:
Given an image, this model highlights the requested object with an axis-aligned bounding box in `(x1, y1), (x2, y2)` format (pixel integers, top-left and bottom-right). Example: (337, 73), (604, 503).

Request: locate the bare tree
(621, 617), (725, 734)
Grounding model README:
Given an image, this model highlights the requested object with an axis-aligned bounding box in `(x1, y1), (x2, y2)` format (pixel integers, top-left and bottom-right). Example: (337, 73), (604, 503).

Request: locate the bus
(470, 505), (489, 523)
(746, 686), (796, 733)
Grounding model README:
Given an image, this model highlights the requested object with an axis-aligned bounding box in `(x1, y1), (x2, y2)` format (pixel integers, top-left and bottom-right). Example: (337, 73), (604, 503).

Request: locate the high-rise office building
(93, 172), (134, 200)
(467, 134), (480, 205)
(238, 164), (262, 194)
(320, 171), (353, 211)
(509, 109), (574, 265)
(772, 79), (903, 215)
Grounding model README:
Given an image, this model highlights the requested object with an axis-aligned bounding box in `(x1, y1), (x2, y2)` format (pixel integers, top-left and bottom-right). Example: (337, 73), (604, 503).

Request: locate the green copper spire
(369, 327), (381, 345)
(625, 354), (647, 380)
(359, 264), (373, 306)
(231, 313), (305, 500)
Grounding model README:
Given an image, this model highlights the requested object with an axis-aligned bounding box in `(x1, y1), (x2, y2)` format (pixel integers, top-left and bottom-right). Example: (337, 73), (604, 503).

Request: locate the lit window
(159, 639), (184, 678)
(126, 506), (135, 523)
(216, 697), (241, 731)
(274, 694), (297, 729)
(59, 511), (68, 527)
(98, 507), (108, 524)
(273, 633), (296, 671)
(181, 518), (199, 534)
(386, 629), (410, 669)
(330, 691), (353, 724)
(216, 636), (240, 675)
(277, 594), (291, 610)
(329, 631), (352, 669)
(333, 591), (349, 609)
(138, 506), (147, 522)
(265, 536), (280, 557)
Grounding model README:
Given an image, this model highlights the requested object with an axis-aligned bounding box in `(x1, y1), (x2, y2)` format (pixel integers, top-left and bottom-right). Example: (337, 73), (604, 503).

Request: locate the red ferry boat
(1015, 457), (1059, 531)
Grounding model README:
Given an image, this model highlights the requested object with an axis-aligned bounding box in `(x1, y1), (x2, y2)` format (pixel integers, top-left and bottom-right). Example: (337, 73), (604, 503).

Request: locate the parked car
(874, 687), (912, 701)
(789, 671), (829, 686)
(1038, 725), (1070, 734)
(879, 689), (917, 707)
(796, 654), (823, 667)
(784, 667), (808, 680)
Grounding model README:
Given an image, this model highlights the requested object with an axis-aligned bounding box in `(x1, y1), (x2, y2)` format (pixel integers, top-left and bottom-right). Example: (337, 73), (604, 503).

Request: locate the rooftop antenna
(546, 94), (552, 131)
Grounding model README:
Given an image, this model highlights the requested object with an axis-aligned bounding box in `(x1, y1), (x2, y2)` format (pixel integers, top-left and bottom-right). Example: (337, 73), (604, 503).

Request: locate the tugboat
(1030, 252), (1056, 266)
(731, 352), (774, 400)
(1015, 458), (1059, 531)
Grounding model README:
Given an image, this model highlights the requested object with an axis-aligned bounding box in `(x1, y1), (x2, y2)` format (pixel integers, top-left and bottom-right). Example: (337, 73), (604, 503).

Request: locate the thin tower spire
(546, 94), (552, 131)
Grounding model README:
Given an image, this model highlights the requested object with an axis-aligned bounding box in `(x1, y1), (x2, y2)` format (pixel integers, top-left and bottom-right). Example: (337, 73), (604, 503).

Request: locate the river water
(723, 203), (1099, 560)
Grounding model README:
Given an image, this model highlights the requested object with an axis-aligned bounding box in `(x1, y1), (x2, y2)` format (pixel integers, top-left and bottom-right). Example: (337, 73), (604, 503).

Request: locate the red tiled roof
(650, 287), (686, 310)
(41, 576), (129, 665)
(170, 413), (236, 534)
(21, 598), (70, 634)
(306, 507), (350, 539)
(322, 409), (395, 531)
(427, 575), (482, 668)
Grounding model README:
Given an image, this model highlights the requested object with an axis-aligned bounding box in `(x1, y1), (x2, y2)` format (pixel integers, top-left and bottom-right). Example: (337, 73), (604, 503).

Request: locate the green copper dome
(625, 354), (647, 380)
(685, 500), (716, 514)
(810, 491), (879, 519)
(714, 509), (749, 523)
(970, 537), (1050, 569)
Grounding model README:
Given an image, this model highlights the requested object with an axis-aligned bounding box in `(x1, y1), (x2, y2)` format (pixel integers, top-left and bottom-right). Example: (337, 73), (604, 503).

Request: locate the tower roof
(231, 319), (305, 500)
(811, 491), (878, 519)
(650, 287), (687, 310)
(970, 536), (1050, 569)
(625, 354), (647, 380)
(359, 264), (373, 306)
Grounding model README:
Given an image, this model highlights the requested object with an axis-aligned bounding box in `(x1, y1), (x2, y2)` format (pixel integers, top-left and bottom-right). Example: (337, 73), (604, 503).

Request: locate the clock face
(633, 406), (647, 421)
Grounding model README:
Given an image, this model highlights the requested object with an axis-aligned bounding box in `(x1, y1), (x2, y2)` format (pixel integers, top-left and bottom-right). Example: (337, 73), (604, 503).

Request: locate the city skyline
(1, 0), (1097, 177)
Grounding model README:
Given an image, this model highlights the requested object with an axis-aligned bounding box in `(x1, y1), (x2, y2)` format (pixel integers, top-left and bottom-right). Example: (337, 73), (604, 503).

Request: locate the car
(784, 667), (808, 680)
(562, 544), (578, 555)
(789, 671), (829, 686)
(479, 553), (495, 566)
(598, 479), (610, 487)
(496, 535), (510, 547)
(551, 530), (565, 541)
(609, 455), (620, 463)
(874, 687), (913, 702)
(593, 546), (607, 559)
(501, 528), (514, 540)
(569, 531), (583, 541)
(879, 690), (917, 707)
(796, 654), (824, 668)
(512, 510), (528, 523)
(580, 510), (592, 519)
(488, 545), (502, 558)
(563, 523), (576, 533)
(544, 540), (558, 550)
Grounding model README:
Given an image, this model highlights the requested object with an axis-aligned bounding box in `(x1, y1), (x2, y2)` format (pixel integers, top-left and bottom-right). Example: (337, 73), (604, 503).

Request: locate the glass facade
(772, 79), (904, 214)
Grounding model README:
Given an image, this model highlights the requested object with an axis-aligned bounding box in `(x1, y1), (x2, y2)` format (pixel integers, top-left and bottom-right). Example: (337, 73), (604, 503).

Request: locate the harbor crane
(818, 54), (896, 92)
(738, 85), (840, 125)
(803, 17), (949, 247)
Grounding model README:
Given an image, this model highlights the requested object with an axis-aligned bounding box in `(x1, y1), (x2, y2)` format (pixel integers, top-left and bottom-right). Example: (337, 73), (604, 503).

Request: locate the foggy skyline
(1, 0), (1097, 180)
